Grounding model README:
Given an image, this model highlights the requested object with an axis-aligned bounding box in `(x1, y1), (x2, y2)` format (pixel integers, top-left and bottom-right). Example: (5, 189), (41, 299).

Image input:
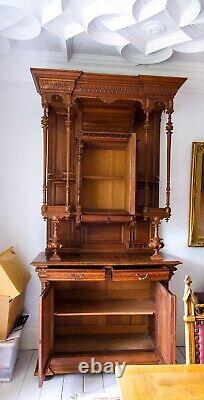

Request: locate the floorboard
(0, 348), (186, 399)
(0, 350), (33, 400)
(17, 351), (41, 400)
(103, 373), (120, 396)
(84, 373), (104, 393)
(39, 375), (63, 400)
(61, 374), (84, 400)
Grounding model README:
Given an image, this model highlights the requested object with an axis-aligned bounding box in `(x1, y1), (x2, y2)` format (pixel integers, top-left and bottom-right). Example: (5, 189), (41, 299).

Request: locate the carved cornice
(39, 79), (75, 92)
(73, 83), (180, 101)
(31, 68), (186, 104)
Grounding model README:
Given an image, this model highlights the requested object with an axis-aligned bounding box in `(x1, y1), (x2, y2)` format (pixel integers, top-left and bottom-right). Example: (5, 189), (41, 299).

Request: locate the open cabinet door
(155, 282), (176, 364)
(39, 283), (54, 387)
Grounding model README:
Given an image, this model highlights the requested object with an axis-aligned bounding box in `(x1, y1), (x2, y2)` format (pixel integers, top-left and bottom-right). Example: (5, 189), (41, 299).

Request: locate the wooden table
(117, 364), (204, 400)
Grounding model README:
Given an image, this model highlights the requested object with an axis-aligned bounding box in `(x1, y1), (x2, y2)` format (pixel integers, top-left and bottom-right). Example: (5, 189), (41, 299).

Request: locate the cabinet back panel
(82, 148), (126, 177)
(54, 281), (150, 300)
(49, 112), (67, 173)
(54, 280), (151, 336)
(82, 224), (123, 244)
(82, 99), (135, 133)
(82, 179), (125, 210)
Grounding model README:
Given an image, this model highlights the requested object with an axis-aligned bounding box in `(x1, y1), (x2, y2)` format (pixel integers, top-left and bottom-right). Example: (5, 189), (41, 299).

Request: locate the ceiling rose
(0, 0), (204, 65)
(142, 21), (166, 35)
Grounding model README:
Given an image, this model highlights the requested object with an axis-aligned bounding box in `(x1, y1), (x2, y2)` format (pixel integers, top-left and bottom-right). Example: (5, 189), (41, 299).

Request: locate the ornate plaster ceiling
(1, 0), (204, 65)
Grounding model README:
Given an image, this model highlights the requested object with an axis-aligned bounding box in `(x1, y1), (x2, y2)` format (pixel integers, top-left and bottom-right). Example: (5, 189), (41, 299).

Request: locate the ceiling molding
(1, 1), (204, 66)
(1, 48), (204, 94)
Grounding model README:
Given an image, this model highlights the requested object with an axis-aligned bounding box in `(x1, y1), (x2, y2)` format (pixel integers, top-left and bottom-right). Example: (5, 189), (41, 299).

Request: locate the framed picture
(189, 142), (204, 246)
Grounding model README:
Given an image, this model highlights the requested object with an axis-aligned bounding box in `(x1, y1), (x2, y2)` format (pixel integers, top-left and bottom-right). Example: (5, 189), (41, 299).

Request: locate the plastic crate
(0, 336), (20, 381)
(0, 315), (28, 382)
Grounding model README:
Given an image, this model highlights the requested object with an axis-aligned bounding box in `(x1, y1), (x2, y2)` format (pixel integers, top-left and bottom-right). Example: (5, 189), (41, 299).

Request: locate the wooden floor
(0, 348), (186, 400)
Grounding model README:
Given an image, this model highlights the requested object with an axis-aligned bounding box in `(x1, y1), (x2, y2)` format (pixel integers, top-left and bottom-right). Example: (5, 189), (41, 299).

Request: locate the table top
(32, 252), (181, 267)
(117, 364), (204, 400)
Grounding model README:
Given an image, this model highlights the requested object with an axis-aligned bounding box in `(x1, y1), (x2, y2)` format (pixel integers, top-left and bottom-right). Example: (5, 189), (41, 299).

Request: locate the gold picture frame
(189, 142), (204, 246)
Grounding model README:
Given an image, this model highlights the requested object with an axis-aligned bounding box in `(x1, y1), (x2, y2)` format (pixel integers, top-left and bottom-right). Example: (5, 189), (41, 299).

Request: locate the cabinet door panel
(155, 282), (176, 364)
(39, 283), (54, 387)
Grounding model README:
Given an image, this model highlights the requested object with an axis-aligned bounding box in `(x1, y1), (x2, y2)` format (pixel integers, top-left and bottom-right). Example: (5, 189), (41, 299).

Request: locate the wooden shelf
(82, 209), (130, 214)
(54, 299), (155, 316)
(54, 333), (154, 353)
(50, 350), (161, 373)
(83, 175), (124, 180)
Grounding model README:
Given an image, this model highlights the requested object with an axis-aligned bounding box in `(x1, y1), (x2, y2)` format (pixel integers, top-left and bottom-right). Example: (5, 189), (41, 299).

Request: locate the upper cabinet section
(31, 68), (186, 260)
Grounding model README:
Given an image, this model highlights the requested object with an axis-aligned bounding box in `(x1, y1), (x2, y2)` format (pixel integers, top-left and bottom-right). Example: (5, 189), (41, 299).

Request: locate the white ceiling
(1, 0), (204, 66)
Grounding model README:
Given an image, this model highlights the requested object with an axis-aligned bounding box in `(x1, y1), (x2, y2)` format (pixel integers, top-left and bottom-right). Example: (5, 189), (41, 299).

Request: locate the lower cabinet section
(38, 273), (176, 386)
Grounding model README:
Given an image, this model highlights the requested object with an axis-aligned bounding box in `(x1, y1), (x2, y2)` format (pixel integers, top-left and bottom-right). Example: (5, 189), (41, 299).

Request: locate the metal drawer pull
(70, 273), (84, 280)
(136, 273), (149, 280)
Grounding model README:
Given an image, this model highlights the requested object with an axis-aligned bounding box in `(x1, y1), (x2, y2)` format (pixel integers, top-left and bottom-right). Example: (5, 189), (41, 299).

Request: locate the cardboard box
(0, 248), (30, 340)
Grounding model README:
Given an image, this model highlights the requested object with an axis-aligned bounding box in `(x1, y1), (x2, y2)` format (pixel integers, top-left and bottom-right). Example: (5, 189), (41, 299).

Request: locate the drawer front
(81, 214), (132, 223)
(112, 269), (169, 282)
(46, 269), (105, 281)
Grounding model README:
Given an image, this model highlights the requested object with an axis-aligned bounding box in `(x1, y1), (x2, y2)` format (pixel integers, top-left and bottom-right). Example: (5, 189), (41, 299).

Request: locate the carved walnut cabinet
(31, 68), (186, 386)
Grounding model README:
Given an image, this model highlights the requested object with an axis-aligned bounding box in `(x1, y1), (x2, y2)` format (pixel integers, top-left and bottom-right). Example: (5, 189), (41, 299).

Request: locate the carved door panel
(155, 282), (176, 364)
(39, 283), (54, 387)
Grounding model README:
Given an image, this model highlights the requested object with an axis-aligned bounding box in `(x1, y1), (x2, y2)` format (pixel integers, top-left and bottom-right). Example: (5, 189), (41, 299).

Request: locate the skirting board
(20, 325), (185, 350)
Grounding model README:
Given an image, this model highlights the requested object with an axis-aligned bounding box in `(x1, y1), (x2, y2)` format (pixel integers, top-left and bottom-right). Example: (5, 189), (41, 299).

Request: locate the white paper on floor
(70, 394), (120, 400)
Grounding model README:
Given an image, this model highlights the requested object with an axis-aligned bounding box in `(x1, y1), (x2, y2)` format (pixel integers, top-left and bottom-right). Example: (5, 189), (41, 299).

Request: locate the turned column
(76, 139), (83, 224)
(65, 103), (72, 217)
(144, 109), (150, 214)
(165, 101), (174, 220)
(41, 101), (49, 211)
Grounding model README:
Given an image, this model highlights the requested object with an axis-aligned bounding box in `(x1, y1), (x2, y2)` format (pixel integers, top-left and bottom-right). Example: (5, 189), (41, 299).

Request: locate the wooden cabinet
(33, 253), (180, 385)
(31, 69), (186, 386)
(33, 255), (179, 385)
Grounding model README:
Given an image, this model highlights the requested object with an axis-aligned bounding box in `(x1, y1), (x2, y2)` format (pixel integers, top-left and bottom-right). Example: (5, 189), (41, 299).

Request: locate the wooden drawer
(46, 269), (105, 281)
(81, 214), (132, 223)
(112, 269), (170, 282)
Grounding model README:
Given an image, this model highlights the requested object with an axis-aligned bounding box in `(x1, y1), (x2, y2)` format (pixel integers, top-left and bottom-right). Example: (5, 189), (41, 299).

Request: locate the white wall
(161, 90), (204, 345)
(0, 61), (204, 348)
(0, 81), (44, 348)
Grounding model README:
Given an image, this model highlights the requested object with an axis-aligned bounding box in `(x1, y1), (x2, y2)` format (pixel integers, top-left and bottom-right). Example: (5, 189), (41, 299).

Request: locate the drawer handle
(70, 273), (84, 280)
(136, 273), (149, 280)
